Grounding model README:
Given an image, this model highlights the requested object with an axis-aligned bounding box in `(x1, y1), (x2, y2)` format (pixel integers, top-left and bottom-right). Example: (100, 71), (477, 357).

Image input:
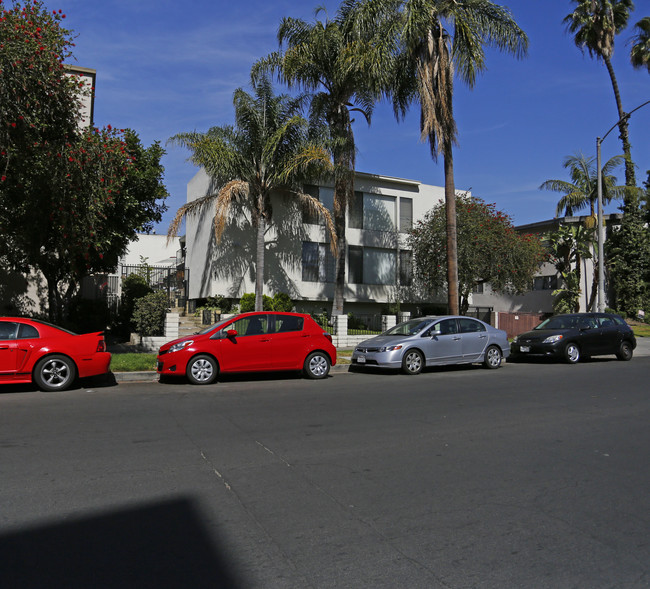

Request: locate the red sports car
(0, 317), (111, 391)
(157, 311), (337, 384)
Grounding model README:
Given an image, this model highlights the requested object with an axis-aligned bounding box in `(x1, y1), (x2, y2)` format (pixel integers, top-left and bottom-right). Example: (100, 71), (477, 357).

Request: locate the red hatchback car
(157, 312), (337, 385)
(0, 317), (111, 391)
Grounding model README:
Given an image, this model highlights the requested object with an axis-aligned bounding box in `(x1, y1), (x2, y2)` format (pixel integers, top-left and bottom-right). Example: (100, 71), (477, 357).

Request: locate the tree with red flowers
(407, 194), (548, 314)
(1, 1), (167, 322)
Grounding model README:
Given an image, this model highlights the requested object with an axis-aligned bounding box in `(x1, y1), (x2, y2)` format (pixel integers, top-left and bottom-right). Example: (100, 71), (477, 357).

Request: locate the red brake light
(323, 332), (332, 343)
(96, 340), (106, 352)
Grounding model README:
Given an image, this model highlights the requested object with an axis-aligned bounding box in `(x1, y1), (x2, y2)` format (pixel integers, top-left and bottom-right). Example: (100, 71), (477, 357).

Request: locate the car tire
(34, 354), (76, 392)
(483, 345), (503, 369)
(564, 343), (580, 364)
(401, 349), (424, 375)
(186, 354), (218, 385)
(616, 341), (633, 361)
(304, 352), (331, 379)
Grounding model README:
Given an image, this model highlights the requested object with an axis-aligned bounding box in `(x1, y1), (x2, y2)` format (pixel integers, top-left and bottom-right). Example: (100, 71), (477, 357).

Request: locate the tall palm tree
(540, 152), (626, 217)
(255, 7), (394, 316)
(564, 0), (637, 189)
(630, 16), (650, 73)
(168, 75), (335, 311)
(351, 0), (528, 315)
(541, 152), (626, 310)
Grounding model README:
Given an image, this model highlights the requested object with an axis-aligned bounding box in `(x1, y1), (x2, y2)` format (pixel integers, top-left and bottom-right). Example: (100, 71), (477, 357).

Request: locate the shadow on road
(0, 497), (244, 589)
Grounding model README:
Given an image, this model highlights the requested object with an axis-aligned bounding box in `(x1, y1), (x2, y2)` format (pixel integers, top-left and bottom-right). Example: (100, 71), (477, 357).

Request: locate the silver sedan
(351, 316), (510, 375)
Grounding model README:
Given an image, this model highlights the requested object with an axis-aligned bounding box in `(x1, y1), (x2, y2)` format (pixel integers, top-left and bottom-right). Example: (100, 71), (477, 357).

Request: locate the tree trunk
(604, 56), (636, 190)
(331, 171), (349, 316)
(254, 200), (265, 312)
(443, 147), (459, 315)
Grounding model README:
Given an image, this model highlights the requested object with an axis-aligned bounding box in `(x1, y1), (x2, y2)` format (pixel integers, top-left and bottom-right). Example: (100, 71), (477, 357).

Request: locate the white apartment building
(184, 169), (457, 315)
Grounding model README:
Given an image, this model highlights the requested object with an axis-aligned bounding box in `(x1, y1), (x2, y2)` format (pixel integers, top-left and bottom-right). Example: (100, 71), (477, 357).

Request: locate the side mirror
(226, 329), (238, 338)
(430, 329), (442, 338)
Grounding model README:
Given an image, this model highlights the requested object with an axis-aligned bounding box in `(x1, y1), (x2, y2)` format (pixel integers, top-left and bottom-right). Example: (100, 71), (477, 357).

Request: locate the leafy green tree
(540, 152), (626, 217)
(630, 16), (650, 73)
(564, 0), (637, 188)
(350, 0), (528, 315)
(606, 203), (650, 315)
(168, 75), (335, 312)
(407, 195), (547, 315)
(1, 2), (168, 323)
(255, 6), (394, 316)
(547, 225), (593, 313)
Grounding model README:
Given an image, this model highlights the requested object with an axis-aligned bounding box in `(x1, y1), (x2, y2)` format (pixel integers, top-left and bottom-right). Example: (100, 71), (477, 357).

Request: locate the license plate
(520, 346), (530, 353)
(357, 355), (366, 364)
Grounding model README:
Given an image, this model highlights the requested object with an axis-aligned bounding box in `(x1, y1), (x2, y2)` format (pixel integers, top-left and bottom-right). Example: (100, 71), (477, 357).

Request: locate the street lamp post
(596, 99), (650, 312)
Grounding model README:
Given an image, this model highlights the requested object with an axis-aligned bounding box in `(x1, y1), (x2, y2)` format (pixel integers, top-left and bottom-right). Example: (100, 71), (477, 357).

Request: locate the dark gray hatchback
(510, 312), (636, 364)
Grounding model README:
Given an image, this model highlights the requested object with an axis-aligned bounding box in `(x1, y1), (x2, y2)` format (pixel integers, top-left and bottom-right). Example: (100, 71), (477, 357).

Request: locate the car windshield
(198, 318), (232, 335)
(382, 318), (434, 336)
(535, 316), (578, 330)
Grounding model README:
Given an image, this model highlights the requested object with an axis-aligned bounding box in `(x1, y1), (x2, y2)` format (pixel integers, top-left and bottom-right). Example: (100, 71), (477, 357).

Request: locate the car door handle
(479, 335), (487, 339)
(452, 337), (461, 341)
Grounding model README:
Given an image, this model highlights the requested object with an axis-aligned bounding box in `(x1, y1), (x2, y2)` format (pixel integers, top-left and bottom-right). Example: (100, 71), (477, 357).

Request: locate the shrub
(118, 274), (153, 336)
(132, 291), (169, 336)
(239, 293), (276, 312)
(271, 292), (293, 312)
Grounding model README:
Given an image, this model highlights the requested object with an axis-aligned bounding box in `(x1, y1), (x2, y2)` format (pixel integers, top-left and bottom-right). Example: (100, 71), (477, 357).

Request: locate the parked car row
(0, 311), (637, 391)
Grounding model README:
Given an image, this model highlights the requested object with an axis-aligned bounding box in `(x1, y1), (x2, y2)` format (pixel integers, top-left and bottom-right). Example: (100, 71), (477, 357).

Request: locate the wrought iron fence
(121, 265), (188, 308)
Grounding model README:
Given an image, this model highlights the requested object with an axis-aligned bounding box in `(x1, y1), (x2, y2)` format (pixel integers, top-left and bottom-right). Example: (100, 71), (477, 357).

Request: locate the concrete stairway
(178, 315), (204, 337)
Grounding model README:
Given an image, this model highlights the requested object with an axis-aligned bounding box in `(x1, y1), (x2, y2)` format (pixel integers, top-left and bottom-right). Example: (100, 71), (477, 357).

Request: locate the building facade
(184, 169), (458, 315)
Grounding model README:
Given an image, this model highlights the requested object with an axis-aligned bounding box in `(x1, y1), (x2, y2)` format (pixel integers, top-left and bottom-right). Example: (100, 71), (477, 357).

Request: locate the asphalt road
(1, 358), (649, 588)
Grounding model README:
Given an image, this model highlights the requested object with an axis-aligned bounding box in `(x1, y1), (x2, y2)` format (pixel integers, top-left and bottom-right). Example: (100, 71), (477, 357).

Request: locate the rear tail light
(323, 332), (332, 343)
(96, 340), (107, 353)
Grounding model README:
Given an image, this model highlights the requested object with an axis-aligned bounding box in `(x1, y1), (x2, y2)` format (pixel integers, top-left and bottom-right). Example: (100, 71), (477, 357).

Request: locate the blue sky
(55, 0), (649, 232)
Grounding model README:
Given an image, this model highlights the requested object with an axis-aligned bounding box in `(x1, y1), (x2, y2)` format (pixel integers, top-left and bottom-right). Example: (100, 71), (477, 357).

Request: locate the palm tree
(541, 152), (626, 310)
(540, 152), (626, 217)
(564, 0), (637, 189)
(630, 16), (650, 73)
(255, 7), (394, 316)
(168, 75), (335, 311)
(351, 0), (528, 315)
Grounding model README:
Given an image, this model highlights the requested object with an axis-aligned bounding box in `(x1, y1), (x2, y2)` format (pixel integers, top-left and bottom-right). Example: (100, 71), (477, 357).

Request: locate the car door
(213, 315), (272, 372)
(575, 315), (602, 355)
(595, 314), (622, 354)
(267, 314), (307, 370)
(0, 322), (20, 376)
(423, 319), (462, 364)
(458, 318), (489, 361)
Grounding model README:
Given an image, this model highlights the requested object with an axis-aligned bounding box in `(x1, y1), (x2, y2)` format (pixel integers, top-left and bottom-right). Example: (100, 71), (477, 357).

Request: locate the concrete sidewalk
(110, 337), (650, 383)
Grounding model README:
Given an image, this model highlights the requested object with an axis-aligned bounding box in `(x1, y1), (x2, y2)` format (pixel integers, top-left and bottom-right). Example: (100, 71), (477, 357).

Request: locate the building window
(349, 192), (397, 231)
(302, 184), (320, 225)
(302, 242), (334, 282)
(349, 191), (363, 229)
(399, 198), (413, 232)
(399, 250), (412, 286)
(473, 282), (484, 294)
(533, 275), (558, 290)
(348, 245), (363, 284)
(348, 246), (397, 285)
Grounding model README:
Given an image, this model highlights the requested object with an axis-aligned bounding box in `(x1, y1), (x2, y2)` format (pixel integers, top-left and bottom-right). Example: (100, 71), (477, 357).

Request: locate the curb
(112, 363), (353, 383)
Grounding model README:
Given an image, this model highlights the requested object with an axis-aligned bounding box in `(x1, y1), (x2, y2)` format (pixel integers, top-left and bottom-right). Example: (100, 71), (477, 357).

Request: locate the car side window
(434, 319), (458, 335)
(17, 324), (39, 339)
(458, 319), (486, 334)
(0, 322), (19, 340)
(596, 316), (615, 328)
(275, 315), (304, 333)
(230, 315), (269, 336)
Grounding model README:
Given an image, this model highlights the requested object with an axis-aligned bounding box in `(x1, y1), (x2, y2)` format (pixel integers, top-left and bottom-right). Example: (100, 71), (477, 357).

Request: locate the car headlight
(378, 345), (403, 352)
(542, 334), (563, 344)
(169, 340), (193, 353)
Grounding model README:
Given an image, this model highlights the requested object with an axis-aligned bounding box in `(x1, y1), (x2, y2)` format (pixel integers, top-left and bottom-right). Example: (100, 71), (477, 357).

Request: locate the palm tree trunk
(604, 56), (636, 191)
(444, 147), (459, 315)
(254, 202), (265, 312)
(331, 172), (349, 316)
